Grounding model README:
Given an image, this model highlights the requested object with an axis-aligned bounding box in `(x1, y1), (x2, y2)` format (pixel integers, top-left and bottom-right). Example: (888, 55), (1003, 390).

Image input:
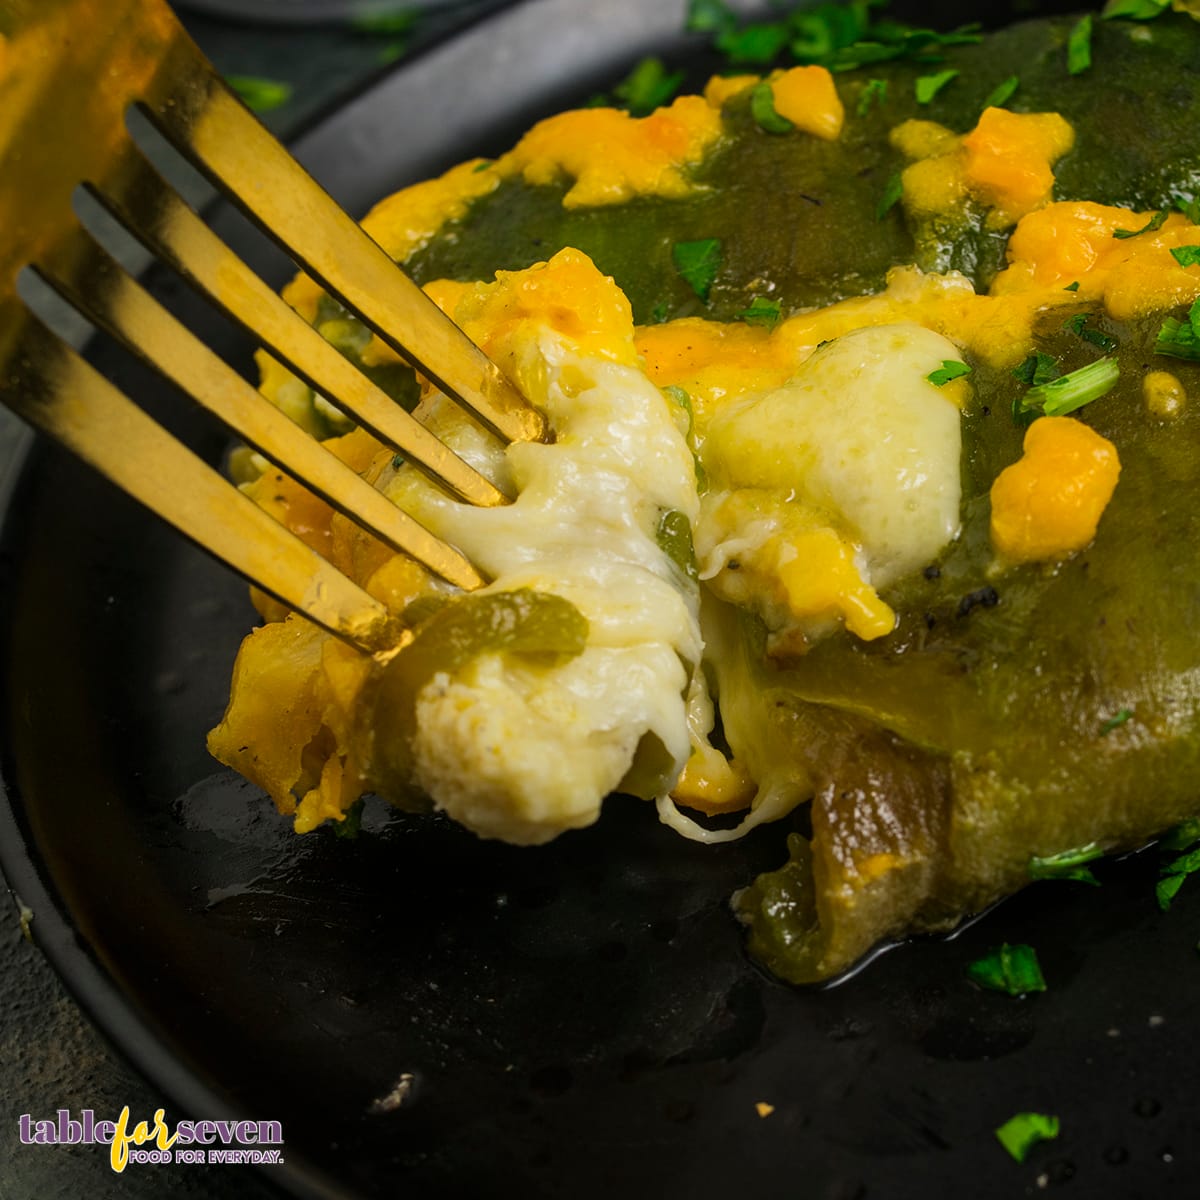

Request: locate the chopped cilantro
(717, 22), (790, 65)
(1067, 14), (1093, 76)
(982, 74), (1020, 110)
(1018, 357), (1119, 418)
(856, 77), (888, 117)
(1113, 210), (1168, 239)
(1063, 312), (1117, 352)
(672, 238), (723, 302)
(927, 360), (971, 386)
(995, 1113), (1060, 1163)
(737, 297), (783, 329)
(876, 171), (903, 220)
(613, 57), (685, 116)
(1063, 281), (1081, 291)
(471, 160), (494, 174)
(1155, 298), (1200, 360)
(1101, 0), (1170, 18)
(225, 75), (293, 113)
(650, 301), (669, 324)
(1011, 351), (1060, 386)
(966, 943), (1047, 996)
(1099, 707), (1133, 735)
(1029, 842), (1106, 885)
(915, 69), (959, 105)
(1171, 246), (1200, 268)
(1157, 844), (1200, 910)
(791, 3), (873, 63)
(685, 0), (737, 36)
(750, 81), (795, 134)
(1176, 195), (1200, 225)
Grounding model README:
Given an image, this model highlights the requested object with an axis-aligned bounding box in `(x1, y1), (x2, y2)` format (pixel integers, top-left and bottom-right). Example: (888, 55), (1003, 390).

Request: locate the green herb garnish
(995, 1113), (1061, 1163)
(736, 297), (783, 328)
(1018, 357), (1119, 418)
(1176, 195), (1200, 225)
(1099, 707), (1133, 735)
(1101, 0), (1170, 18)
(927, 360), (971, 386)
(685, 0), (737, 36)
(876, 171), (903, 220)
(982, 74), (1020, 110)
(226, 75), (293, 113)
(966, 943), (1047, 996)
(650, 301), (669, 324)
(1028, 842), (1106, 885)
(1067, 14), (1093, 76)
(1157, 844), (1200, 910)
(1063, 313), (1117, 352)
(915, 69), (959, 105)
(1171, 246), (1200, 268)
(1155, 298), (1200, 360)
(856, 78), (888, 117)
(1011, 351), (1061, 386)
(718, 21), (791, 64)
(750, 81), (795, 133)
(1063, 280), (1080, 292)
(1113, 210), (1167, 239)
(613, 57), (685, 116)
(672, 238), (723, 302)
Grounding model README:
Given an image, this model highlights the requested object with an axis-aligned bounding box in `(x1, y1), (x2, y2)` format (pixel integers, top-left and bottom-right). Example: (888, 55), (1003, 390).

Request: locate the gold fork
(0, 0), (546, 655)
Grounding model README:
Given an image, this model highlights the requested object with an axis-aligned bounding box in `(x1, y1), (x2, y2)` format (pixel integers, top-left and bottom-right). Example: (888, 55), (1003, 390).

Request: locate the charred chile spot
(956, 586), (999, 618)
(923, 565), (941, 580)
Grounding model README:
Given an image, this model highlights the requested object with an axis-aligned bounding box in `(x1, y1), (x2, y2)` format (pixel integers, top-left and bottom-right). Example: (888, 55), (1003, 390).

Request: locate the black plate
(4, 2), (1200, 1197)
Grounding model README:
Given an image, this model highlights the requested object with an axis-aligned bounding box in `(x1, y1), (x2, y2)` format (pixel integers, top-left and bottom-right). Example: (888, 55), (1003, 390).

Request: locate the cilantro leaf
(1067, 14), (1093, 76)
(1176, 195), (1200, 225)
(685, 0), (737, 36)
(1099, 707), (1133, 735)
(1028, 842), (1106, 885)
(1171, 246), (1200, 268)
(717, 22), (790, 65)
(1063, 313), (1117, 352)
(966, 943), (1047, 996)
(927, 360), (971, 386)
(1113, 210), (1168, 239)
(982, 74), (1019, 110)
(750, 81), (795, 134)
(1157, 843), (1200, 910)
(1011, 352), (1060, 386)
(915, 69), (959, 105)
(856, 77), (888, 117)
(613, 57), (684, 116)
(1101, 0), (1171, 18)
(995, 1113), (1061, 1163)
(736, 297), (783, 328)
(1155, 299), (1200, 360)
(226, 75), (293, 113)
(1063, 281), (1080, 291)
(876, 171), (903, 220)
(1018, 357), (1119, 418)
(673, 238), (723, 302)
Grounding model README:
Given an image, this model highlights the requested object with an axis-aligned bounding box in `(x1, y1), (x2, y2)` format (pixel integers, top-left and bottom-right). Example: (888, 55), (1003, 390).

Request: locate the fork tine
(33, 224), (487, 593)
(88, 135), (509, 509)
(1, 304), (405, 656)
(139, 38), (546, 446)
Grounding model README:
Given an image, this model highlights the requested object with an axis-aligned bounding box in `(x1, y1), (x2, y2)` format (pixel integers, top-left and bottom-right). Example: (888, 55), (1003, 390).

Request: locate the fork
(0, 0), (546, 656)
